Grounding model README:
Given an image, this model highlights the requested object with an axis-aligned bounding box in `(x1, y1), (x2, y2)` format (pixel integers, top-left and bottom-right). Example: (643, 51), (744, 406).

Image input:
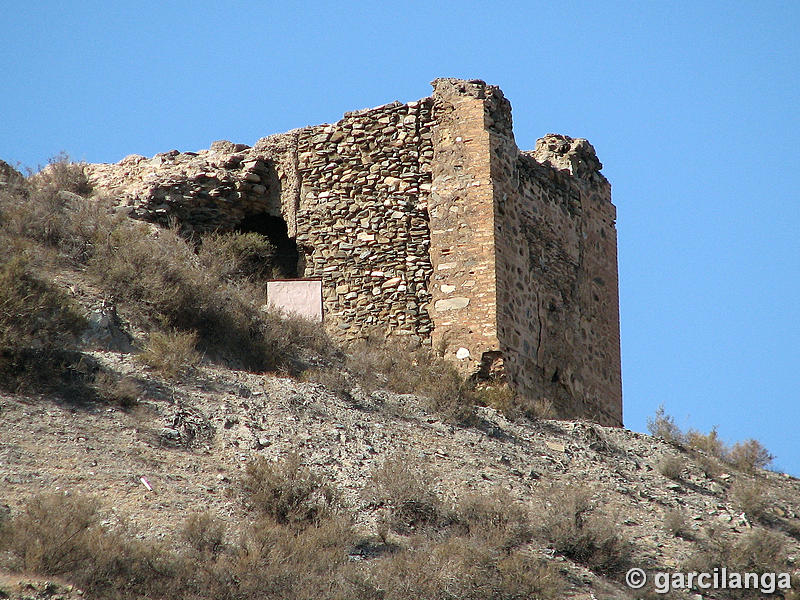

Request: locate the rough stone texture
(85, 78), (622, 426)
(495, 137), (622, 426)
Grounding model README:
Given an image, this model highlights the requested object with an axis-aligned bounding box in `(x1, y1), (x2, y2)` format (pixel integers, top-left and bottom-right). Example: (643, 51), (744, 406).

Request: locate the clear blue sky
(2, 2), (798, 473)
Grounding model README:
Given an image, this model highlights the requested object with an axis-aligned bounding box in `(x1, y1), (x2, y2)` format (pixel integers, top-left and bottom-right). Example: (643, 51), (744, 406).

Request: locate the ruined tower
(86, 78), (623, 426)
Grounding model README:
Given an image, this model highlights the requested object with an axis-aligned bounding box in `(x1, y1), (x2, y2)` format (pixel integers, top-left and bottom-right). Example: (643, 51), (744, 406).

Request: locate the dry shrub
(470, 383), (516, 414)
(0, 487), (562, 600)
(0, 493), (178, 599)
(136, 329), (201, 379)
(469, 383), (555, 421)
(646, 406), (684, 445)
(0, 155), (332, 377)
(241, 454), (337, 526)
(687, 426), (726, 458)
(372, 537), (561, 600)
(453, 490), (533, 551)
(687, 428), (773, 473)
(91, 221), (330, 373)
(657, 454), (685, 481)
(730, 479), (769, 522)
(198, 231), (277, 282)
(0, 248), (91, 397)
(686, 528), (789, 599)
(0, 154), (91, 248)
(0, 493), (101, 575)
(663, 508), (692, 539)
(370, 455), (448, 535)
(182, 511), (226, 557)
(696, 453), (724, 479)
(646, 409), (774, 475)
(727, 439), (774, 472)
(301, 367), (354, 400)
(536, 483), (633, 575)
(522, 396), (556, 419)
(212, 515), (356, 600)
(28, 153), (92, 197)
(0, 349), (99, 402)
(0, 254), (85, 349)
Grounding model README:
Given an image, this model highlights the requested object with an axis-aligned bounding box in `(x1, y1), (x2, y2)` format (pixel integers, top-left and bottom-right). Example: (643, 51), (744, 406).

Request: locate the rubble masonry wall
(84, 78), (622, 425)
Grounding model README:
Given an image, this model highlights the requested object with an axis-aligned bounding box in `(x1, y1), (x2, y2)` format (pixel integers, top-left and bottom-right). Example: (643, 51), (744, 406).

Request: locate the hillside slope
(1, 158), (798, 600)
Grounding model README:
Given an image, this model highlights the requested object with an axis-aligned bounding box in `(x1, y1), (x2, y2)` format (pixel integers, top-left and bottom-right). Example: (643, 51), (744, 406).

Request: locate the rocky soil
(2, 333), (800, 599)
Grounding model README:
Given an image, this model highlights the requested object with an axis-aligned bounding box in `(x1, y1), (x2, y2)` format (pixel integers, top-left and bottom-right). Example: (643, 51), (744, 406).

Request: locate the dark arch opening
(236, 213), (300, 278)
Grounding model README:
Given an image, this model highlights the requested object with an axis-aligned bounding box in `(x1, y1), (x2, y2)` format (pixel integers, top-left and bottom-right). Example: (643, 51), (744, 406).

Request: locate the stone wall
(87, 100), (437, 343)
(84, 78), (622, 426)
(426, 79), (501, 370)
(289, 100), (436, 340)
(493, 134), (622, 426)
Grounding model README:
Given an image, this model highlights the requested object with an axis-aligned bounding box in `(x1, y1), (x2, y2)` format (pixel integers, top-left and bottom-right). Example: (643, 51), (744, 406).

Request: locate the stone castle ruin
(86, 78), (623, 427)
